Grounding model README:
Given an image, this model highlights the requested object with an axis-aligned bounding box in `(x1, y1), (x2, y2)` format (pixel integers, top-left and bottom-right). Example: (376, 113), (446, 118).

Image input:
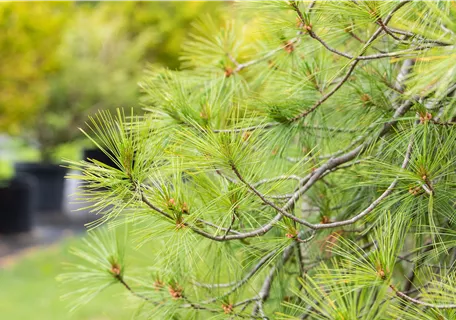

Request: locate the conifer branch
(199, 249), (280, 303)
(194, 249), (278, 290)
(64, 1), (456, 318)
(289, 60), (360, 122)
(252, 175), (302, 187)
(279, 101), (413, 228)
(391, 285), (456, 309)
(119, 274), (261, 318)
(233, 37), (300, 73)
(252, 243), (295, 316)
(371, 23), (452, 46)
(431, 119), (456, 126)
(307, 30), (438, 61)
(289, 0), (408, 122)
(115, 275), (153, 303)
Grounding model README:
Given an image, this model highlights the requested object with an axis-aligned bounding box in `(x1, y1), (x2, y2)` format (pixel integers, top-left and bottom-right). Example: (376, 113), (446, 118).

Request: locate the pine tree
(62, 1), (456, 319)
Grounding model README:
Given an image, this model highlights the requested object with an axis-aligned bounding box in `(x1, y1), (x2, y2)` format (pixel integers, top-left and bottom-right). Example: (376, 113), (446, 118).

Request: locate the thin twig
(252, 243), (296, 317)
(195, 249), (279, 300)
(391, 285), (456, 309)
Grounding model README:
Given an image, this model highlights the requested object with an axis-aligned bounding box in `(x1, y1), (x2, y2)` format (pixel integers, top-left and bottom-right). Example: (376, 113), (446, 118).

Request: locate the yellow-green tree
(0, 2), (71, 134)
(101, 1), (226, 69)
(0, 1), (226, 162)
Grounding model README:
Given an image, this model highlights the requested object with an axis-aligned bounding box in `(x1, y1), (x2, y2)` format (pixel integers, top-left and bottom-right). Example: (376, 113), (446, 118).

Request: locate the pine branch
(233, 38), (300, 73)
(64, 1), (456, 318)
(307, 30), (439, 61)
(252, 243), (296, 317)
(289, 60), (360, 122)
(198, 249), (280, 303)
(374, 24), (452, 47)
(115, 275), (153, 303)
(391, 285), (456, 309)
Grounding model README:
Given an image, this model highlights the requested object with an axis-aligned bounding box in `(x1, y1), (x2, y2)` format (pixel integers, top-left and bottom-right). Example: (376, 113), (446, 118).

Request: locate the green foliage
(62, 1), (456, 319)
(0, 1), (225, 162)
(34, 5), (153, 161)
(0, 2), (71, 135)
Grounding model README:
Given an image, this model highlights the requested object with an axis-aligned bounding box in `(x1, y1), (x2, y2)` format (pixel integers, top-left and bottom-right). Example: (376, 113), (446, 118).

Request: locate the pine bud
(408, 186), (420, 196)
(242, 131), (251, 141)
(222, 303), (233, 314)
(153, 280), (164, 291)
(286, 228), (298, 239)
(224, 67), (234, 77)
(321, 216), (330, 224)
(419, 112), (432, 123)
(181, 202), (189, 214)
(168, 285), (183, 299)
(361, 93), (371, 104)
(284, 40), (294, 53)
(110, 263), (121, 276)
(200, 111), (208, 120)
(376, 266), (387, 280)
(168, 198), (176, 207)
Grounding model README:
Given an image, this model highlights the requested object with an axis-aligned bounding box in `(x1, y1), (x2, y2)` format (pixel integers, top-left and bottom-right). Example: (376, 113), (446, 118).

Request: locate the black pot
(0, 175), (36, 234)
(83, 148), (119, 168)
(15, 162), (67, 214)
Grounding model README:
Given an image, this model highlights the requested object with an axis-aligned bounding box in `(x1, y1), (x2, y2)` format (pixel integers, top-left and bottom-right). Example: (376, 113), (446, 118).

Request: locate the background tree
(0, 1), (226, 162)
(0, 3), (70, 135)
(63, 1), (456, 319)
(32, 4), (153, 162)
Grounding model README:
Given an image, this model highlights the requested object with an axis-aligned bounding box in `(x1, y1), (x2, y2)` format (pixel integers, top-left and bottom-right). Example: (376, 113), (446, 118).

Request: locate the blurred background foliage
(0, 1), (226, 162)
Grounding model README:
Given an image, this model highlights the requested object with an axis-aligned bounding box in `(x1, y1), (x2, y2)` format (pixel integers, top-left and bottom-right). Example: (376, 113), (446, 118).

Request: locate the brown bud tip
(284, 40), (294, 53)
(305, 24), (312, 31)
(369, 10), (379, 18)
(222, 304), (233, 314)
(321, 216), (330, 224)
(153, 280), (164, 291)
(408, 186), (420, 196)
(200, 111), (208, 119)
(168, 198), (176, 206)
(377, 268), (386, 280)
(181, 202), (189, 214)
(242, 131), (251, 141)
(419, 112), (433, 123)
(168, 285), (183, 299)
(224, 67), (234, 77)
(361, 93), (371, 102)
(111, 263), (121, 276)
